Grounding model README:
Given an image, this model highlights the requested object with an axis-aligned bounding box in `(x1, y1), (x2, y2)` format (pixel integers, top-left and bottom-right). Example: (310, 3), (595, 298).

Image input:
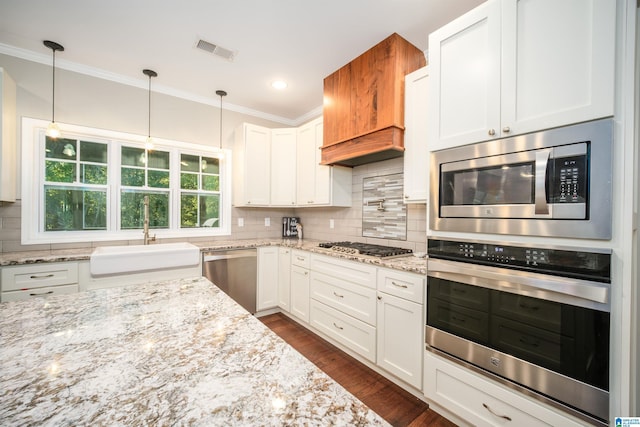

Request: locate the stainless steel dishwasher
(203, 249), (257, 314)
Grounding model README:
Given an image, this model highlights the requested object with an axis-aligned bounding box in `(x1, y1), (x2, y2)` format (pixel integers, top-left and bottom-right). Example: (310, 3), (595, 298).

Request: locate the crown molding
(0, 42), (320, 127)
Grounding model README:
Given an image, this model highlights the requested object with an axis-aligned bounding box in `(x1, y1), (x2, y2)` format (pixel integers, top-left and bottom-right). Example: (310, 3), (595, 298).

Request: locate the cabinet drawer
(310, 271), (377, 326)
(424, 351), (585, 427)
(310, 299), (376, 363)
(310, 254), (376, 289)
(291, 250), (310, 268)
(1, 284), (79, 302)
(377, 268), (425, 303)
(1, 262), (79, 291)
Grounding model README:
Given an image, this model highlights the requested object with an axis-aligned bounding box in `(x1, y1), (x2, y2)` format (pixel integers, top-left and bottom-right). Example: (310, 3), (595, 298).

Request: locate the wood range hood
(321, 33), (426, 167)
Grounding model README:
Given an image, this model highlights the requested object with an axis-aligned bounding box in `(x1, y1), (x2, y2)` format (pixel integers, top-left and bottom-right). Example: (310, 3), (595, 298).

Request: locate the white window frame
(21, 118), (232, 245)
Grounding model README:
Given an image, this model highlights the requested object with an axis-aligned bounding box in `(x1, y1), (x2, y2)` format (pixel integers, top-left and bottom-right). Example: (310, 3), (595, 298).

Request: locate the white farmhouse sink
(90, 242), (200, 276)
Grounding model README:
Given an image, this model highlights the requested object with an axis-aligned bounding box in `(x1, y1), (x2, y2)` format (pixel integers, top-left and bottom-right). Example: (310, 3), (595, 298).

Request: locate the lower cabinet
(1, 262), (79, 302)
(257, 247), (278, 311)
(290, 250), (310, 323)
(277, 247), (292, 312)
(424, 351), (586, 427)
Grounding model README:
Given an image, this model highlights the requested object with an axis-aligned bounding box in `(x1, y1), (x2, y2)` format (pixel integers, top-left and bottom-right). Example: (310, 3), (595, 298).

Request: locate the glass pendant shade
(44, 40), (64, 139)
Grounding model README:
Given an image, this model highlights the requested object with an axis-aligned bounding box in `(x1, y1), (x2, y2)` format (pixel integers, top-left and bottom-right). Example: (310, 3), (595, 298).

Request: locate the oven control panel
(428, 239), (610, 282)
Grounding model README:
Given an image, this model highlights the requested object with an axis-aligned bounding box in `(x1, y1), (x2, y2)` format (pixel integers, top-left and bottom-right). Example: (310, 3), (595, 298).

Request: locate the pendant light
(43, 40), (64, 139)
(142, 69), (157, 151)
(216, 90), (227, 156)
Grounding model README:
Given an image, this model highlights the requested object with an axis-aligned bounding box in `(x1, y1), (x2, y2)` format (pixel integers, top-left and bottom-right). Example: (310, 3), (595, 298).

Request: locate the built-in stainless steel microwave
(430, 119), (613, 239)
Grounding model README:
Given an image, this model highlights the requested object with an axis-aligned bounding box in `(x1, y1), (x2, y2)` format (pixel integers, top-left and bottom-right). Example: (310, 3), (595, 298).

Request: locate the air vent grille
(196, 39), (236, 61)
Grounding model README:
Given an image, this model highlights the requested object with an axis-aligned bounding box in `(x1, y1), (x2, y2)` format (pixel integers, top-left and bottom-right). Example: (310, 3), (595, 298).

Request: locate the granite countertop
(0, 239), (427, 275)
(0, 277), (389, 426)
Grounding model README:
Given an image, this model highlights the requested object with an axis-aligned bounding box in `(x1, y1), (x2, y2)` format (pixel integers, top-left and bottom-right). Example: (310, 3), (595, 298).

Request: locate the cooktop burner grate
(318, 241), (412, 258)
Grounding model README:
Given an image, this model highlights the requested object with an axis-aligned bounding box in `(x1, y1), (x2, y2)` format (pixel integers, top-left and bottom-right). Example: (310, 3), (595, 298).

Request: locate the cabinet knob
(377, 295), (382, 300)
(488, 129), (496, 136)
(404, 195), (409, 199)
(502, 126), (511, 133)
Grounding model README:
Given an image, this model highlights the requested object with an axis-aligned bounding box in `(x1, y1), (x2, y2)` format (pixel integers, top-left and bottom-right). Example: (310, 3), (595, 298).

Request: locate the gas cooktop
(318, 241), (413, 258)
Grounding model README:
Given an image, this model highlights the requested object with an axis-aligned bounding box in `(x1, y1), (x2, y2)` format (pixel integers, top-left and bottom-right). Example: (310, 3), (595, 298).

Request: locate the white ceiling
(0, 0), (485, 125)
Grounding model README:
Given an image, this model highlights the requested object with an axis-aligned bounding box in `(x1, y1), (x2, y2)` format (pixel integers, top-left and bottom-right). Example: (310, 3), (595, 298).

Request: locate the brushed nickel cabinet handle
(482, 403), (512, 421)
(333, 291), (344, 298)
(29, 291), (54, 296)
(30, 274), (55, 279)
(332, 322), (344, 330)
(391, 281), (408, 288)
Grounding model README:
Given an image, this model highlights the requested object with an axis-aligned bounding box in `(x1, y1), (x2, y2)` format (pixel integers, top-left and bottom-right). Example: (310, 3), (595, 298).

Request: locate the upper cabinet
(233, 123), (271, 206)
(0, 68), (17, 202)
(428, 0), (615, 151)
(234, 118), (352, 208)
(403, 66), (429, 204)
(297, 117), (352, 207)
(321, 33), (426, 166)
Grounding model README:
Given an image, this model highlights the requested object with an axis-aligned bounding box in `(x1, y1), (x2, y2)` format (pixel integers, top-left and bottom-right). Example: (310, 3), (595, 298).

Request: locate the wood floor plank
(260, 312), (457, 427)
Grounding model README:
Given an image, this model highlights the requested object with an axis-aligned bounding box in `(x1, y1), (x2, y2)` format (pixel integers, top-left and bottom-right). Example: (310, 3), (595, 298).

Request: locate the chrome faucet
(143, 195), (156, 245)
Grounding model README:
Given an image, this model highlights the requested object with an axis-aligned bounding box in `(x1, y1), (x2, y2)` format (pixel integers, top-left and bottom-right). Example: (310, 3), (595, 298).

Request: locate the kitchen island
(0, 277), (389, 426)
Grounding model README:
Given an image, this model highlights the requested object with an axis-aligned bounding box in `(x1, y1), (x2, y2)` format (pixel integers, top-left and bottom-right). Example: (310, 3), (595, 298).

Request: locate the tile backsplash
(362, 173), (406, 240)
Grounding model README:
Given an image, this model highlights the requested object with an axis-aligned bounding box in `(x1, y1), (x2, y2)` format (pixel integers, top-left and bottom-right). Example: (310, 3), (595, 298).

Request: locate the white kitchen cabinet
(290, 250), (310, 323)
(257, 246), (279, 311)
(428, 0), (615, 151)
(270, 128), (297, 206)
(277, 247), (292, 311)
(403, 66), (429, 204)
(1, 262), (79, 302)
(0, 68), (17, 202)
(424, 351), (585, 427)
(296, 117), (352, 207)
(376, 268), (425, 390)
(233, 123), (271, 206)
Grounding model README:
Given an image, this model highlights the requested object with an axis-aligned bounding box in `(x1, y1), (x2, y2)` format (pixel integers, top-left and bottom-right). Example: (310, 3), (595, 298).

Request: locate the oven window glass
(442, 163), (534, 206)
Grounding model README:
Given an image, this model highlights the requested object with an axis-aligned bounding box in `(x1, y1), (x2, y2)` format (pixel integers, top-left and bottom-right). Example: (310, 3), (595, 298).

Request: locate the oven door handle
(427, 258), (609, 310)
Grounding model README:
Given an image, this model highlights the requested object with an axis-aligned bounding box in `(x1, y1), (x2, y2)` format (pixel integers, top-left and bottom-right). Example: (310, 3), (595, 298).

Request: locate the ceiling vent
(195, 39), (236, 62)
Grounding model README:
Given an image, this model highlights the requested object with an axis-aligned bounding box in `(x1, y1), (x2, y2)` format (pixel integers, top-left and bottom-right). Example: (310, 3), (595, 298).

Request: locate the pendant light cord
(147, 74), (151, 139)
(51, 48), (56, 124)
(216, 90), (227, 151)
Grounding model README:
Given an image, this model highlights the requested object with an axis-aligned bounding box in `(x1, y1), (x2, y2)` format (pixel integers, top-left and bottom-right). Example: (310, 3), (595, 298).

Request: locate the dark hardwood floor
(259, 312), (457, 427)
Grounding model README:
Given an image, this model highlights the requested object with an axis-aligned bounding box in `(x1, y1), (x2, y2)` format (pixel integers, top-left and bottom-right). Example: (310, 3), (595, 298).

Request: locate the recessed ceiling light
(271, 80), (287, 90)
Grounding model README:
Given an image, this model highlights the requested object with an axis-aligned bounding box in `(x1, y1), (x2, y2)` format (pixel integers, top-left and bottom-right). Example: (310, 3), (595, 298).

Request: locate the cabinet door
(403, 66), (429, 203)
(428, 0), (501, 150)
(297, 118), (331, 205)
(270, 128), (297, 206)
(257, 247), (278, 311)
(290, 265), (310, 323)
(500, 0), (615, 136)
(278, 247), (292, 312)
(377, 292), (423, 389)
(0, 68), (17, 202)
(234, 123), (271, 206)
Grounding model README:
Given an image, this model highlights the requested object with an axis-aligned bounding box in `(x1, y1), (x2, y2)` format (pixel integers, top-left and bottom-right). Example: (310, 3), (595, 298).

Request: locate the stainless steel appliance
(426, 238), (611, 425)
(318, 242), (412, 258)
(203, 249), (257, 313)
(430, 118), (613, 239)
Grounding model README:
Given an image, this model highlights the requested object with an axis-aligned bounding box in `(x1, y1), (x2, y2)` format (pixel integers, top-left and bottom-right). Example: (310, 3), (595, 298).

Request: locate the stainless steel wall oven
(429, 118), (613, 239)
(426, 238), (611, 425)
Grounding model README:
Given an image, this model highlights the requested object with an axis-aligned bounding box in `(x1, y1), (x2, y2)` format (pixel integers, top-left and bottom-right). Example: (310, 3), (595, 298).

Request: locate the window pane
(181, 154), (200, 172)
(120, 191), (169, 229)
(180, 194), (198, 228)
(148, 170), (170, 188)
(148, 150), (170, 170)
(45, 160), (76, 183)
(81, 164), (107, 185)
(45, 187), (107, 231)
(202, 157), (219, 174)
(202, 175), (219, 191)
(121, 167), (145, 187)
(181, 173), (198, 190)
(200, 194), (220, 227)
(122, 146), (145, 167)
(46, 137), (77, 160)
(80, 141), (107, 163)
